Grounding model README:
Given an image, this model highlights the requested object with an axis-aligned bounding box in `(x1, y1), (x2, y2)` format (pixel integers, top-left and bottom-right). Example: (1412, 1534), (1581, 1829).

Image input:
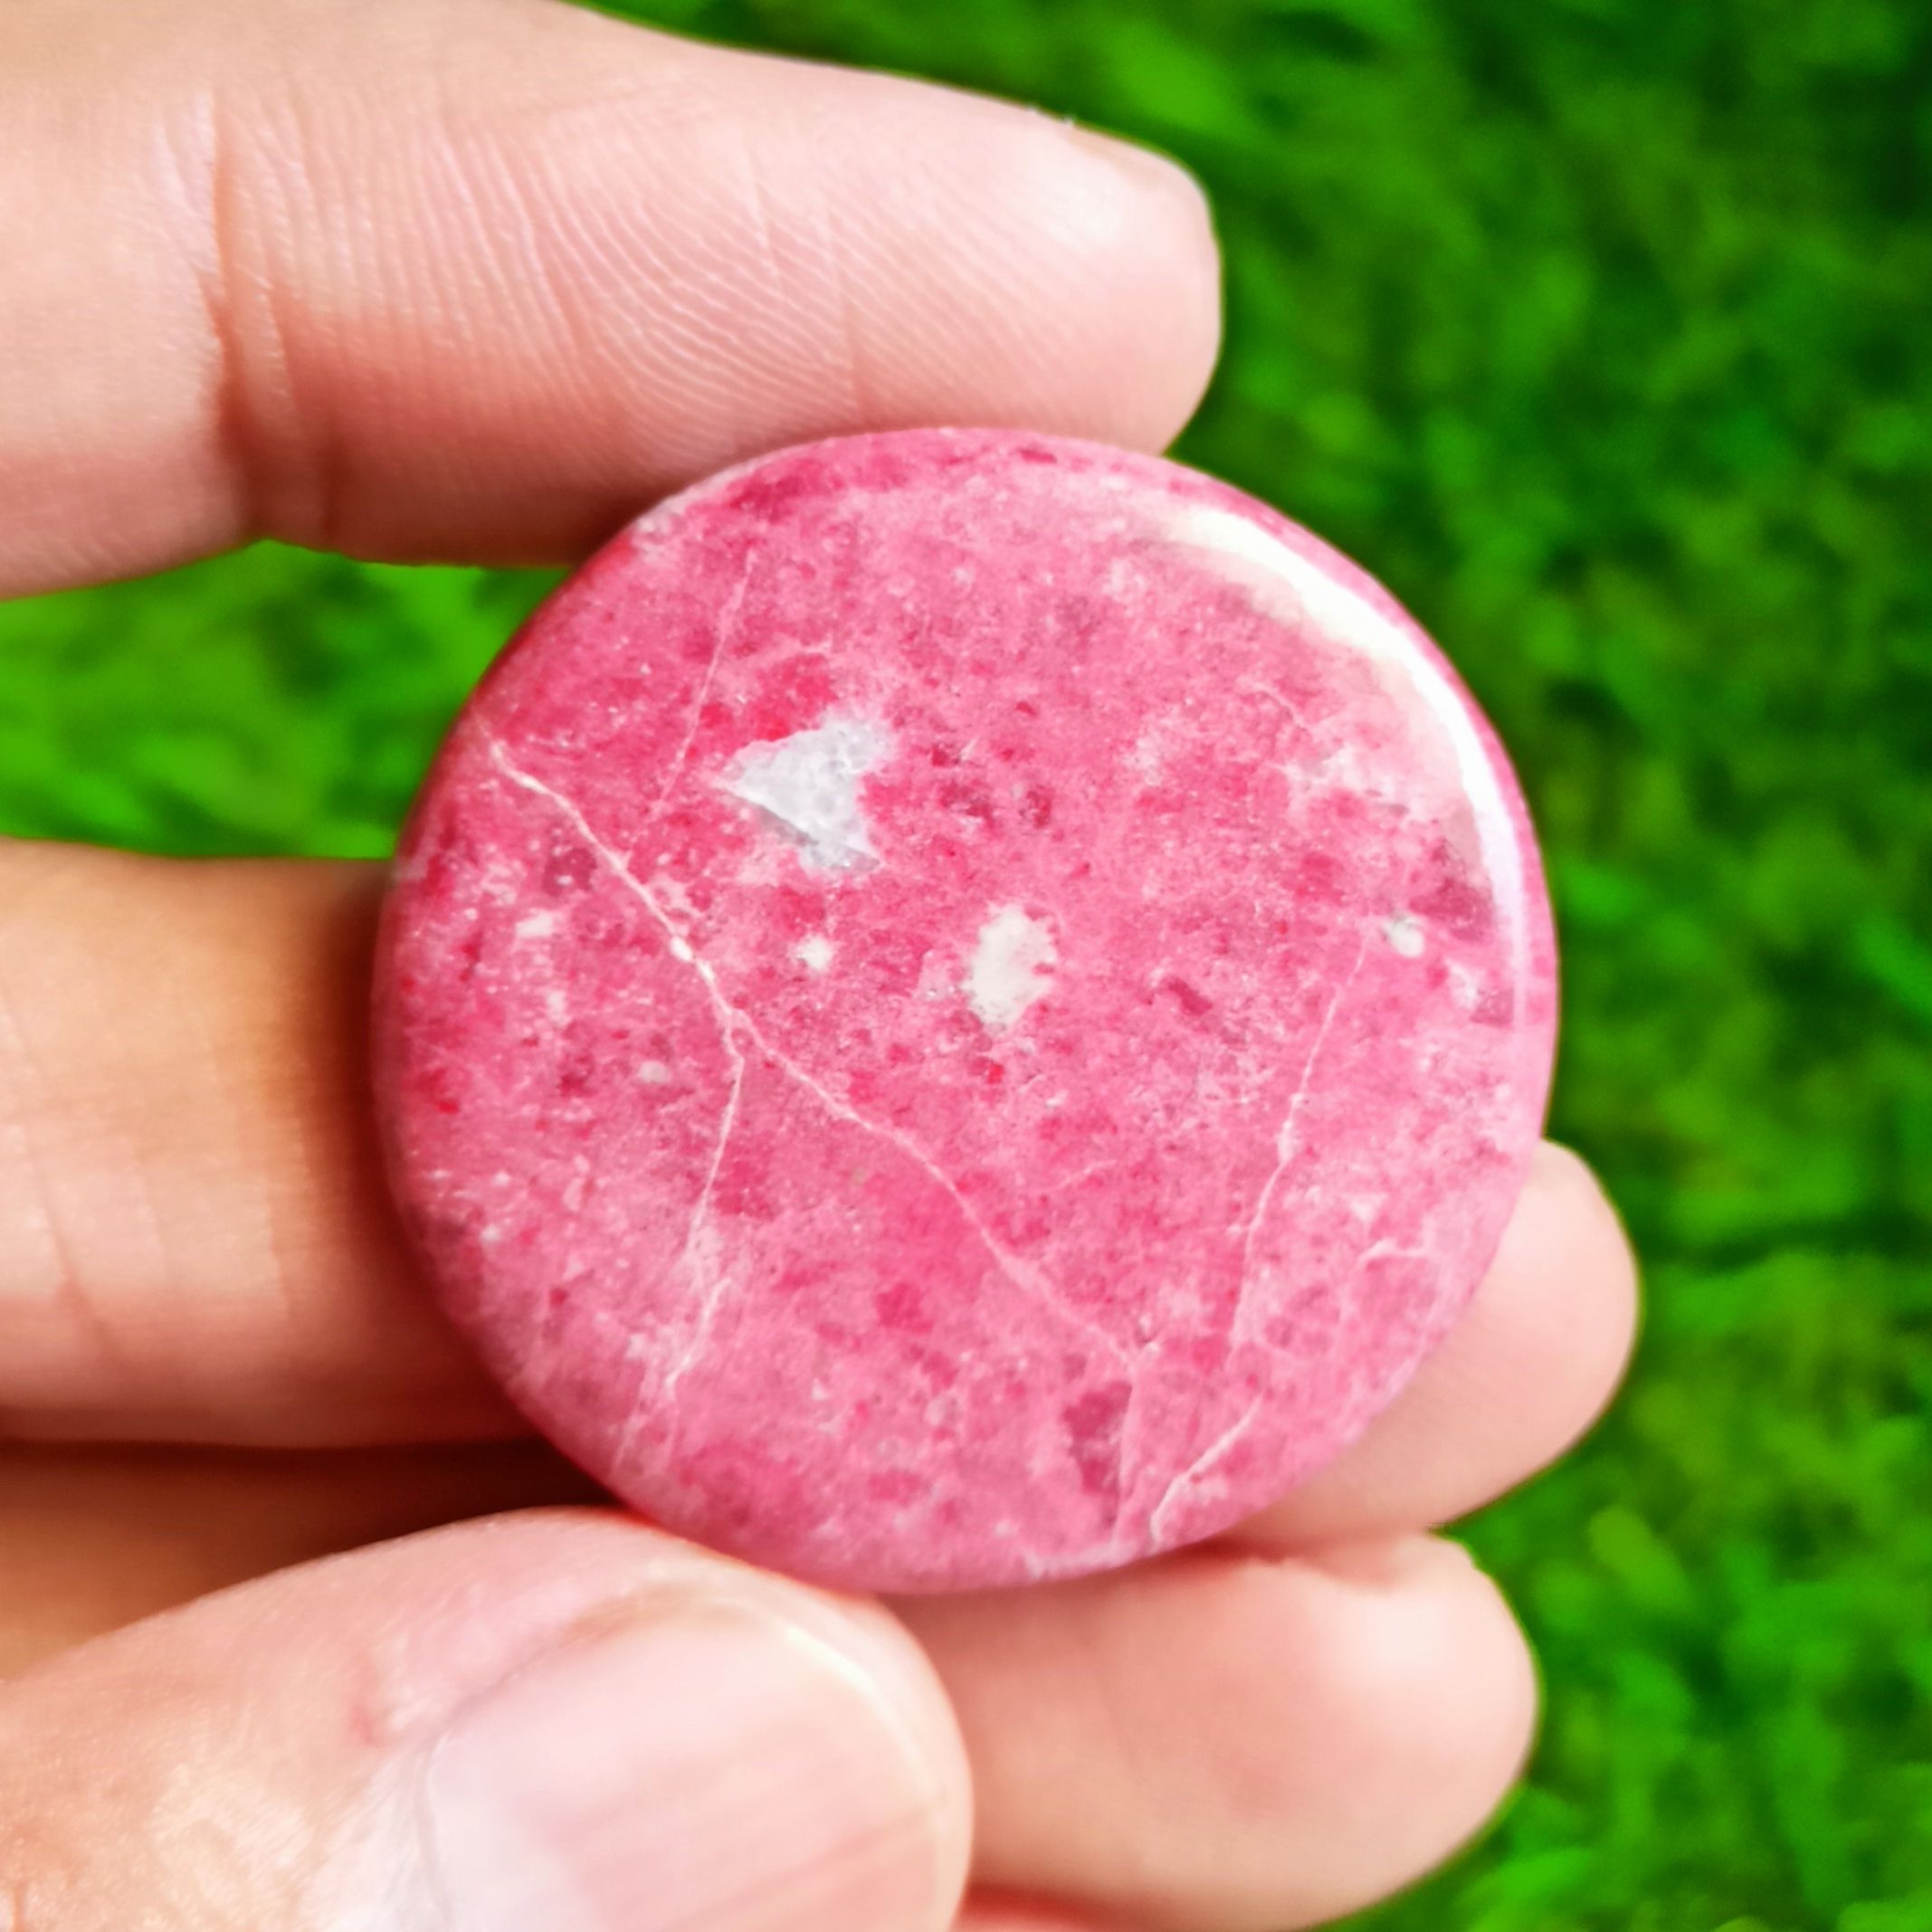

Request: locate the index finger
(2, 0), (1218, 595)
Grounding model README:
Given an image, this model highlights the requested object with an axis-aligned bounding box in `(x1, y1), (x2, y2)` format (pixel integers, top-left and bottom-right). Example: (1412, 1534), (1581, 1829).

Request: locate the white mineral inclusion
(794, 932), (834, 973)
(1166, 504), (1527, 972)
(1383, 914), (1426, 957)
(724, 712), (893, 871)
(967, 904), (1058, 1031)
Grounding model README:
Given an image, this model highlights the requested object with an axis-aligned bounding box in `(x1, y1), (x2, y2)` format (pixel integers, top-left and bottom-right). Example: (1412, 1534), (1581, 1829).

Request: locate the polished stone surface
(375, 429), (1556, 1592)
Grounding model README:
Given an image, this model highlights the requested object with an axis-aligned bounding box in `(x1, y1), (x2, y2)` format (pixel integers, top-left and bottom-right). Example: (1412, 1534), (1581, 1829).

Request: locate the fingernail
(421, 1598), (950, 1932)
(1313, 1531), (1480, 1590)
(1527, 1138), (1605, 1204)
(1062, 119), (1212, 217)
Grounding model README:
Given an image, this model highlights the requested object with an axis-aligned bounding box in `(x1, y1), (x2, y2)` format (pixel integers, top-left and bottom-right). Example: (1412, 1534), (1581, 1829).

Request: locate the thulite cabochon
(374, 429), (1556, 1593)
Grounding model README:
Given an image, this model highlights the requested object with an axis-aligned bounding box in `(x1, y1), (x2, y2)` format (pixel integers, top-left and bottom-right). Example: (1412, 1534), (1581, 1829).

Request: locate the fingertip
(693, 72), (1223, 473)
(1370, 1538), (1541, 1815)
(1036, 121), (1223, 449)
(1247, 1538), (1539, 1924)
(1509, 1138), (1642, 1435)
(907, 1538), (1537, 1932)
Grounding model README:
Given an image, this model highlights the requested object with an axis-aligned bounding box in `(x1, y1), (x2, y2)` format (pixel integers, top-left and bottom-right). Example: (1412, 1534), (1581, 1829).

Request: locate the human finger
(3, 0), (1218, 595)
(896, 1538), (1536, 1931)
(0, 843), (502, 1444)
(0, 1508), (971, 1932)
(0, 1440), (594, 1675)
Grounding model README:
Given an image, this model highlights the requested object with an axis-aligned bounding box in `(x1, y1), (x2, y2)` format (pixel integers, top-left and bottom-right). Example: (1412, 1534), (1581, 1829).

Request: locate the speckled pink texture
(374, 429), (1556, 1593)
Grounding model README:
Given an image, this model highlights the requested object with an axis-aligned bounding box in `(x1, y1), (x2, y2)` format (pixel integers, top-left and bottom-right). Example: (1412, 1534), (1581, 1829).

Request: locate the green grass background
(3, 0), (1928, 1924)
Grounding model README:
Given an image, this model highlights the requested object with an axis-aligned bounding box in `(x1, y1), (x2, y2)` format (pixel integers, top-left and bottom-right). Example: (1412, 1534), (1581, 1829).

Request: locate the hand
(0, 3), (1640, 1927)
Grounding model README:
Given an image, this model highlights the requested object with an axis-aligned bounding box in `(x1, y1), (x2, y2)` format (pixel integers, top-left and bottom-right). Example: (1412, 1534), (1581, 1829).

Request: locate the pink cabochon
(374, 429), (1556, 1593)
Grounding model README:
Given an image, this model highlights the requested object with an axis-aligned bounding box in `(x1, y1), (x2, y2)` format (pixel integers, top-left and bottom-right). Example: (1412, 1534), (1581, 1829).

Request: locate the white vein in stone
(1232, 928), (1373, 1347)
(644, 551), (755, 826)
(661, 1026), (747, 1400)
(1147, 1391), (1266, 1545)
(484, 735), (1129, 1373)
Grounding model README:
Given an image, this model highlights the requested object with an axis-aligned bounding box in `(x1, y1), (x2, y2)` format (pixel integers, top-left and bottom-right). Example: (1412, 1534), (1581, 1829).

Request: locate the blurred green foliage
(2, 0), (1927, 1924)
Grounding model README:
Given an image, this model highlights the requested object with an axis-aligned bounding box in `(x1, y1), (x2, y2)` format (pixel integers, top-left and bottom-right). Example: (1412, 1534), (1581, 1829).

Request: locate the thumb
(0, 1510), (970, 1932)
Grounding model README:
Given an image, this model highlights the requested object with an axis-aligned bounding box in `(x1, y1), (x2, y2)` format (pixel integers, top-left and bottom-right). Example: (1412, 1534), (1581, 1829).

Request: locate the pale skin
(0, 2), (1642, 1927)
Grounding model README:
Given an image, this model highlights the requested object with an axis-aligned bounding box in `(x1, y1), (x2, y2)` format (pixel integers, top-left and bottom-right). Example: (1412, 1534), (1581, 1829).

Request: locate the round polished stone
(374, 429), (1556, 1593)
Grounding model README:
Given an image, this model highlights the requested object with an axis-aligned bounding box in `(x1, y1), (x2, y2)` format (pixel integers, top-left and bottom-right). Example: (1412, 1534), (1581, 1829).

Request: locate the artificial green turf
(3, 1), (1927, 1924)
